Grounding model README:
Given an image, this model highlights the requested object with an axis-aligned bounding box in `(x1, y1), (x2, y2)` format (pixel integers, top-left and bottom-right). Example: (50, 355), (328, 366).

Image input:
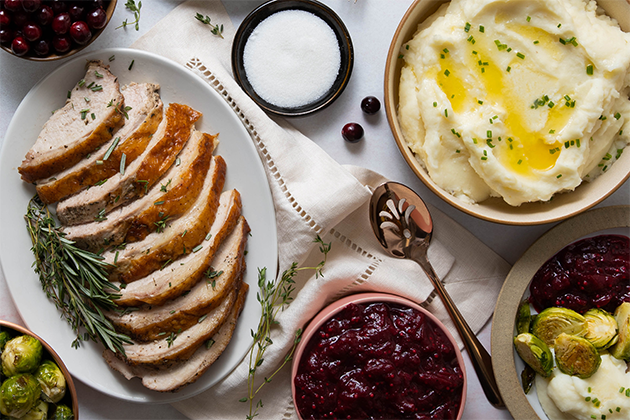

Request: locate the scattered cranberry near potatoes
(0, 0), (113, 59)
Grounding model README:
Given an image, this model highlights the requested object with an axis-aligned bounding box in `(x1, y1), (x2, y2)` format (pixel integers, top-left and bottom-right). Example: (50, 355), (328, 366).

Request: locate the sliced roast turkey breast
(103, 283), (248, 392)
(109, 285), (239, 367)
(19, 60), (125, 183)
(106, 214), (249, 341)
(62, 131), (222, 252)
(99, 174), (231, 284)
(56, 103), (201, 226)
(111, 190), (242, 307)
(35, 83), (163, 204)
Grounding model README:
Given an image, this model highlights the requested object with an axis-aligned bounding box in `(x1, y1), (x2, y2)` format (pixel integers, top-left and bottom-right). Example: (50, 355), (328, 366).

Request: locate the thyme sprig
(241, 235), (331, 419)
(117, 0), (142, 31)
(194, 13), (224, 38)
(25, 196), (132, 355)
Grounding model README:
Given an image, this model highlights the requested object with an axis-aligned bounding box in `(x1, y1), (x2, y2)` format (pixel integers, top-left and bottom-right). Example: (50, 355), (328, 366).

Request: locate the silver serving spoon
(369, 181), (505, 408)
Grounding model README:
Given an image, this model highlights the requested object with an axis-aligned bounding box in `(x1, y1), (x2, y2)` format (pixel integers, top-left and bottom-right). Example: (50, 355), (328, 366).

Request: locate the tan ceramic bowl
(291, 292), (467, 420)
(0, 320), (79, 419)
(0, 0), (117, 61)
(384, 0), (630, 225)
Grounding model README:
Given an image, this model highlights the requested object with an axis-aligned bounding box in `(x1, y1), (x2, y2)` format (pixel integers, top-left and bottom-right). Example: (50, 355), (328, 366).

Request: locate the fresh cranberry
(342, 122), (364, 143)
(361, 96), (381, 115)
(86, 6), (106, 29)
(51, 11), (70, 34)
(32, 37), (49, 55)
(35, 5), (53, 26)
(69, 20), (90, 44)
(0, 9), (10, 26)
(22, 22), (41, 41)
(529, 235), (630, 314)
(50, 0), (67, 14)
(21, 0), (39, 13)
(0, 28), (14, 45)
(4, 0), (21, 12)
(11, 34), (29, 55)
(51, 33), (70, 52)
(12, 9), (27, 26)
(68, 4), (84, 21)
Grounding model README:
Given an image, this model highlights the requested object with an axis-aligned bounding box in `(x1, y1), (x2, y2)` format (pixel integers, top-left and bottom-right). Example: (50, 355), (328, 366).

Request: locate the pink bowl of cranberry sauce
(291, 293), (467, 420)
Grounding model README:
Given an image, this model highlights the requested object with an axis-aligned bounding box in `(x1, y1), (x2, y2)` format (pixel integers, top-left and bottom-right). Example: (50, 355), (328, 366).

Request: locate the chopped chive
(481, 156), (487, 160)
(109, 55), (115, 61)
(506, 66), (511, 72)
(479, 25), (485, 33)
(176, 157), (181, 166)
(526, 16), (531, 22)
(433, 101), (438, 107)
(91, 113), (96, 120)
(444, 109), (448, 117)
(456, 149), (460, 153)
(549, 129), (555, 134)
(128, 59), (135, 70)
(473, 138), (478, 144)
(548, 101), (555, 108)
(478, 100), (483, 104)
(103, 137), (120, 161)
(586, 64), (594, 75)
(533, 40), (539, 44)
(120, 153), (126, 175)
(464, 22), (471, 32)
(67, 90), (71, 99)
(487, 130), (492, 138)
(78, 79), (86, 87)
(154, 200), (165, 206)
(95, 70), (103, 78)
(614, 112), (621, 120)
(517, 159), (522, 164)
(557, 23), (562, 28)
(192, 244), (203, 253)
(205, 232), (212, 241)
(557, 174), (562, 178)
(516, 52), (525, 59)
(443, 48), (449, 53)
(444, 69), (450, 76)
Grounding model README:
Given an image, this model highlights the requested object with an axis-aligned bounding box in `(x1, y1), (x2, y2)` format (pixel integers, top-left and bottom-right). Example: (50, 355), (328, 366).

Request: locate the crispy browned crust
(113, 193), (243, 307)
(125, 133), (221, 243)
(19, 112), (125, 183)
(35, 99), (164, 204)
(108, 216), (249, 341)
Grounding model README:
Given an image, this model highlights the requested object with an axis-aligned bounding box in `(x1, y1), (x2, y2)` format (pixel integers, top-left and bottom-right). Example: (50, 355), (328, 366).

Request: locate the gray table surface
(1, 1), (628, 419)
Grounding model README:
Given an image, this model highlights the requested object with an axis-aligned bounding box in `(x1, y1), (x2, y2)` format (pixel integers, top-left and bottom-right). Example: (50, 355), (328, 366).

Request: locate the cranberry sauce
(294, 301), (464, 419)
(529, 234), (629, 314)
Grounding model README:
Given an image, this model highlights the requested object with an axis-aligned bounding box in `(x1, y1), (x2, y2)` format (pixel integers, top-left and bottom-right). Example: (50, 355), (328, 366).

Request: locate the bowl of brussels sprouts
(0, 320), (77, 420)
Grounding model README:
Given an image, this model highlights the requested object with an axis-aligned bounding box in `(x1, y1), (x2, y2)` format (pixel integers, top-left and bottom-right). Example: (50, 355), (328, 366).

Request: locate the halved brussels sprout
(516, 299), (532, 335)
(0, 373), (42, 418)
(35, 360), (66, 403)
(554, 333), (601, 379)
(609, 302), (630, 360)
(0, 331), (11, 353)
(20, 399), (48, 420)
(1, 335), (43, 377)
(583, 308), (618, 350)
(50, 403), (73, 420)
(514, 333), (554, 377)
(531, 307), (586, 347)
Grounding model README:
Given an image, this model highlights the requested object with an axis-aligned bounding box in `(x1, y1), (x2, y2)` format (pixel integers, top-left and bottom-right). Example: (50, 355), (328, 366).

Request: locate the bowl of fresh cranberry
(0, 0), (117, 61)
(291, 292), (467, 420)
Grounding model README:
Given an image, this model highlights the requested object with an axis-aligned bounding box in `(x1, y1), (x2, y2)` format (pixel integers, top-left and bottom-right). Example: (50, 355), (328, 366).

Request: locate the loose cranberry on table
(361, 96), (381, 115)
(11, 35), (29, 56)
(342, 122), (364, 143)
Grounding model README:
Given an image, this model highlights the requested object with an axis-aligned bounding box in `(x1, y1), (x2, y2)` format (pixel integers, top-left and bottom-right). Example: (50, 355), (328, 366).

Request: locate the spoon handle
(414, 255), (505, 409)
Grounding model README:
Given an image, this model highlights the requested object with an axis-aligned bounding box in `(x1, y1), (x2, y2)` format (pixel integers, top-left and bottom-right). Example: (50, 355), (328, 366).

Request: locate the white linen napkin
(130, 2), (511, 418)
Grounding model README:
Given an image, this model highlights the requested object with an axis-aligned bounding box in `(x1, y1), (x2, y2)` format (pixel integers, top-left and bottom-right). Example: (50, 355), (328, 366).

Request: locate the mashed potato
(398, 0), (630, 206)
(536, 354), (630, 420)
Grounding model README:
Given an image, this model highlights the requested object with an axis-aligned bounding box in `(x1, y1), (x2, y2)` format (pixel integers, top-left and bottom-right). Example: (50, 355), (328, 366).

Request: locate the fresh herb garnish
(25, 196), (131, 355)
(194, 13), (224, 38)
(241, 235), (331, 419)
(118, 0), (142, 31)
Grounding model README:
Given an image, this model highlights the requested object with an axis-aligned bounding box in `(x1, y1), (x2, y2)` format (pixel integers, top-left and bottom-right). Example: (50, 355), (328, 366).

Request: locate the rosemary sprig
(117, 0), (142, 31)
(194, 13), (224, 38)
(241, 235), (331, 419)
(25, 196), (132, 355)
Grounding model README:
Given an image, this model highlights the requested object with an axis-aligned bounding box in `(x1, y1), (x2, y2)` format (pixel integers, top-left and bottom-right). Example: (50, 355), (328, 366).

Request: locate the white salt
(243, 9), (341, 109)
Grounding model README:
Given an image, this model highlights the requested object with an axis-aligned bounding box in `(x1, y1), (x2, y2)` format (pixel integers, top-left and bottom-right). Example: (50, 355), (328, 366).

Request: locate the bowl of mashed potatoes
(385, 0), (630, 225)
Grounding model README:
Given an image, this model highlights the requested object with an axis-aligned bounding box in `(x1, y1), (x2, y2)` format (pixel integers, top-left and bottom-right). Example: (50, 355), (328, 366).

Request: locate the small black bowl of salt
(232, 0), (354, 117)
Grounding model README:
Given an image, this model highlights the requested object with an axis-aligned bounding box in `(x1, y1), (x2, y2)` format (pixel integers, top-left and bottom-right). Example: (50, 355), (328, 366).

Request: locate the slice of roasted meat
(56, 103), (202, 226)
(105, 214), (249, 341)
(35, 82), (163, 204)
(102, 283), (248, 392)
(62, 130), (222, 252)
(19, 60), (125, 183)
(111, 190), (242, 307)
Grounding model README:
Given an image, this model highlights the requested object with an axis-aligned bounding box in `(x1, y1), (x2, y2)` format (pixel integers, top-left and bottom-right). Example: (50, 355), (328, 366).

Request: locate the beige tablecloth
(130, 1), (511, 418)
